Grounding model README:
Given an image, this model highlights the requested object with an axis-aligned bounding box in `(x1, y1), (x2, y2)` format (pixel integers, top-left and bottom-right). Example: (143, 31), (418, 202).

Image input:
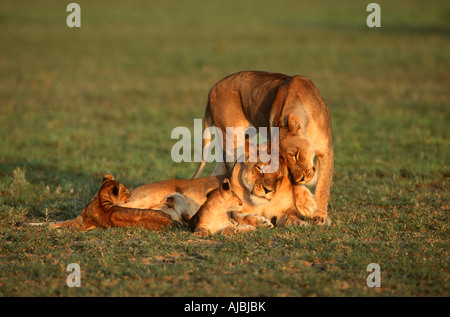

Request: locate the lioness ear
(287, 114), (301, 133)
(102, 173), (114, 183)
(222, 178), (231, 192)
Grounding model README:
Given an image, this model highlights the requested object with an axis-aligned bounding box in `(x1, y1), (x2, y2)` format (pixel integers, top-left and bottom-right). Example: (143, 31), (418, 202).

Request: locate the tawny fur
(50, 174), (174, 231)
(188, 178), (244, 237)
(121, 147), (316, 228)
(192, 71), (334, 224)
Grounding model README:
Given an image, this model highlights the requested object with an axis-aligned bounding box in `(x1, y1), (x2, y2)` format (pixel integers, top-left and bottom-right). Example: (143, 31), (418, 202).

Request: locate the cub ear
(102, 173), (114, 183)
(221, 178), (231, 192)
(112, 185), (119, 196)
(287, 114), (301, 133)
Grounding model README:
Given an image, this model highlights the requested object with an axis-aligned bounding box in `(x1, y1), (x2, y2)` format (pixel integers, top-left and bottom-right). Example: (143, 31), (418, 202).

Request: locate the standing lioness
(192, 71), (334, 224)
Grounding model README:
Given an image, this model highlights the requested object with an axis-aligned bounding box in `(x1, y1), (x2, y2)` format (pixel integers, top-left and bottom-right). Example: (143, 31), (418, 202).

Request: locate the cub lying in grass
(50, 174), (175, 231)
(187, 178), (273, 237)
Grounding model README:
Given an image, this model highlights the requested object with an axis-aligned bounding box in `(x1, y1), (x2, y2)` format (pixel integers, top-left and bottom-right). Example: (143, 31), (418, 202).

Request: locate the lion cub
(50, 174), (174, 231)
(188, 179), (248, 237)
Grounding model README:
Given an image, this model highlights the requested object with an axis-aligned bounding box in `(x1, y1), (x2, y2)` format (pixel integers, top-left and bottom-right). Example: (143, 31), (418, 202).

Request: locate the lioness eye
(256, 166), (262, 172)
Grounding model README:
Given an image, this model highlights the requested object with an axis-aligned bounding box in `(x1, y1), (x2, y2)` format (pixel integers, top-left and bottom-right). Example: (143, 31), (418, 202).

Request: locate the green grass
(0, 0), (448, 296)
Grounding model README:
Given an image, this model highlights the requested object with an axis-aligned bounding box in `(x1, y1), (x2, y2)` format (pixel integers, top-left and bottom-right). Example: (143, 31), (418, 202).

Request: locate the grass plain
(0, 0), (449, 296)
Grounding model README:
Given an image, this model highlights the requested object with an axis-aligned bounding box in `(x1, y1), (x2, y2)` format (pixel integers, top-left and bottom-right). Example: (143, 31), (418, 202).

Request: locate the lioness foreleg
(312, 149), (334, 225)
(293, 185), (317, 219)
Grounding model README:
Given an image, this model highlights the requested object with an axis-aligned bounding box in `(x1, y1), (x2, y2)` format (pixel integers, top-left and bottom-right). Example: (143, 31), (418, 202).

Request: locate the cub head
(279, 114), (315, 185)
(99, 173), (132, 206)
(206, 178), (243, 212)
(69, 174), (132, 230)
(220, 178), (243, 212)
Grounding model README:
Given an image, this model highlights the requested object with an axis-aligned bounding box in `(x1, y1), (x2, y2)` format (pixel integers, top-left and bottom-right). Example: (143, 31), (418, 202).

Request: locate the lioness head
(240, 146), (286, 205)
(279, 114), (315, 185)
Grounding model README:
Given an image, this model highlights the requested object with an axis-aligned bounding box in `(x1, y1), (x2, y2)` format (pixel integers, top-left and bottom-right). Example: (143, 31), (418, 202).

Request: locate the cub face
(219, 178), (243, 212)
(101, 174), (131, 205)
(104, 182), (131, 205)
(279, 114), (315, 185)
(205, 178), (243, 212)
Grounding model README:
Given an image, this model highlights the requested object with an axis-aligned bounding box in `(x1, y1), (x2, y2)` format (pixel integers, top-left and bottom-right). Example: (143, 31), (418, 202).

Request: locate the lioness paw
(231, 212), (273, 229)
(285, 217), (309, 227)
(313, 216), (331, 226)
(221, 226), (236, 236)
(252, 214), (274, 228)
(194, 229), (211, 238)
(235, 224), (257, 233)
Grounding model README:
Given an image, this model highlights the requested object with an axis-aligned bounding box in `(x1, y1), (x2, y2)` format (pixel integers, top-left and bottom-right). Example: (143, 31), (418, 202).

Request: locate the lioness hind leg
(109, 208), (175, 231)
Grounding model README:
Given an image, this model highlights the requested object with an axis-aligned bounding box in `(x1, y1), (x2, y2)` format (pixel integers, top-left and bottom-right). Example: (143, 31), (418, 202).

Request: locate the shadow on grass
(0, 159), (102, 221)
